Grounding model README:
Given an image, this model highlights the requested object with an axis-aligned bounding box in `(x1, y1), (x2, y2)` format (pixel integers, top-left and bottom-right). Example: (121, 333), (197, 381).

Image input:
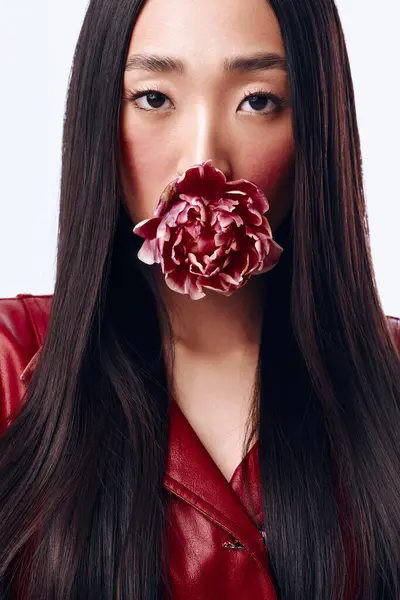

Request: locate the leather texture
(0, 293), (399, 599)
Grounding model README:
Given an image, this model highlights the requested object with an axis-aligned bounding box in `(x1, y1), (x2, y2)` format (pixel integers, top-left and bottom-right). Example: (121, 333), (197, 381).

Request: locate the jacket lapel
(164, 400), (267, 568)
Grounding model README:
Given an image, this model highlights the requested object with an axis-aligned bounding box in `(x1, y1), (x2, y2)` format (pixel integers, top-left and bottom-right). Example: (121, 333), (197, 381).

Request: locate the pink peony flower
(132, 159), (283, 300)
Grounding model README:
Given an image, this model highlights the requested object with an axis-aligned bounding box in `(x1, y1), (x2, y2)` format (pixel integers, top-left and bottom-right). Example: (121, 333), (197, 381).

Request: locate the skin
(119, 0), (295, 479)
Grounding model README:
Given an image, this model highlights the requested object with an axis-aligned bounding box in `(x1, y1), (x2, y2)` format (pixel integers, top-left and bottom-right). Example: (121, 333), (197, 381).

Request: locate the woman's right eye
(126, 88), (172, 112)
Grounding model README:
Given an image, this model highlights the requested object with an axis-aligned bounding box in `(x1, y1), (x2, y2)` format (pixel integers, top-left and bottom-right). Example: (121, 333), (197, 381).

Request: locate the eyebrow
(124, 52), (287, 74)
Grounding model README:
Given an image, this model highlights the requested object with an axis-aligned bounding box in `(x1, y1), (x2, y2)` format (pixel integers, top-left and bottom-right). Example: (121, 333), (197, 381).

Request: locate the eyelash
(124, 84), (286, 116)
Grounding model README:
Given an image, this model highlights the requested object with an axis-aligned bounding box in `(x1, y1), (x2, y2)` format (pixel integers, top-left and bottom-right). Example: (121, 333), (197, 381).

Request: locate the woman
(0, 0), (399, 598)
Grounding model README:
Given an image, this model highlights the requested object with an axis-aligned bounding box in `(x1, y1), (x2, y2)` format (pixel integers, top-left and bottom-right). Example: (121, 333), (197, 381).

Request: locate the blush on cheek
(119, 135), (140, 222)
(249, 149), (294, 202)
(244, 145), (294, 233)
(121, 127), (166, 187)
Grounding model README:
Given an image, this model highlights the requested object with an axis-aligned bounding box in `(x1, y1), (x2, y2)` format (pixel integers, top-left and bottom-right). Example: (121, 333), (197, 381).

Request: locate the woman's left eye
(124, 86), (286, 115)
(239, 89), (285, 114)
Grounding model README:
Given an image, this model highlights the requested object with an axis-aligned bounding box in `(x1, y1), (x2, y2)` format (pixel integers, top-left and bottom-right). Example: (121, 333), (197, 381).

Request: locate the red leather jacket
(1, 293), (399, 599)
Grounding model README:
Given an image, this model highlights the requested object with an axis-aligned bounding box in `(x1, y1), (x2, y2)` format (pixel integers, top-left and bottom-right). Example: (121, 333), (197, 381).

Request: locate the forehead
(126, 0), (285, 71)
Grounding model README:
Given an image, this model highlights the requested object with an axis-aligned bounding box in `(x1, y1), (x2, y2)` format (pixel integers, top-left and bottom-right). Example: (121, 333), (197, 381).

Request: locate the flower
(132, 159), (283, 300)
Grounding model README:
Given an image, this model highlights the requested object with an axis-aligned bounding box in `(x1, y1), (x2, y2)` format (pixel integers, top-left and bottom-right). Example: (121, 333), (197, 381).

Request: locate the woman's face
(120, 0), (294, 234)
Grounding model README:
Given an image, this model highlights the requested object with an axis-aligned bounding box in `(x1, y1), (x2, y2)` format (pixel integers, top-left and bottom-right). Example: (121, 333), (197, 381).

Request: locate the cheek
(242, 128), (295, 231)
(120, 127), (151, 187)
(119, 121), (169, 222)
(245, 128), (294, 198)
(119, 121), (135, 193)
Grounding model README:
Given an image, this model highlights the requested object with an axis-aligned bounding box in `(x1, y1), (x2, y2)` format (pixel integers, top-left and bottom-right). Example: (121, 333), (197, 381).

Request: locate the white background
(0, 0), (399, 317)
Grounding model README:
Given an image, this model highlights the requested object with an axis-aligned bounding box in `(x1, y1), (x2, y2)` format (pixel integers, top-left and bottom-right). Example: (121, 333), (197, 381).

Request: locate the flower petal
(165, 270), (206, 300)
(256, 239), (284, 274)
(137, 238), (160, 265)
(155, 180), (178, 217)
(133, 217), (162, 239)
(225, 181), (270, 214)
(176, 159), (227, 203)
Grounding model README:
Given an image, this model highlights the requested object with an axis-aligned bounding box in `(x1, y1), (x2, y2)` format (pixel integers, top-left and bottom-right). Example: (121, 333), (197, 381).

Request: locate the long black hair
(1, 0), (399, 598)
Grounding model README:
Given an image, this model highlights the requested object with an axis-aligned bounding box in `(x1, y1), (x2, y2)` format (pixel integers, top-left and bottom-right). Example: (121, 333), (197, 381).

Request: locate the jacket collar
(164, 400), (267, 567)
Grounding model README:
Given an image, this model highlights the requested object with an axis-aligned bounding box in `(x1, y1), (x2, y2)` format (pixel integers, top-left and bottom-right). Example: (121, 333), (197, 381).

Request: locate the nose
(176, 119), (232, 181)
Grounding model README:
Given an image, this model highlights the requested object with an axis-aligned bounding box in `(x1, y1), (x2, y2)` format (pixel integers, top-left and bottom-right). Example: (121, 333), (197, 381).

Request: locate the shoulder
(0, 293), (53, 434)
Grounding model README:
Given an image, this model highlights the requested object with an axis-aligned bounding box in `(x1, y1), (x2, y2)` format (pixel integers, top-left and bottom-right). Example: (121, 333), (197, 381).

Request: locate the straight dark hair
(1, 0), (399, 598)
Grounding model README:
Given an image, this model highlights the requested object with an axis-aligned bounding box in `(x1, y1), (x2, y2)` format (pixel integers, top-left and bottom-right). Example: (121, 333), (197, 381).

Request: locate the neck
(152, 267), (266, 356)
